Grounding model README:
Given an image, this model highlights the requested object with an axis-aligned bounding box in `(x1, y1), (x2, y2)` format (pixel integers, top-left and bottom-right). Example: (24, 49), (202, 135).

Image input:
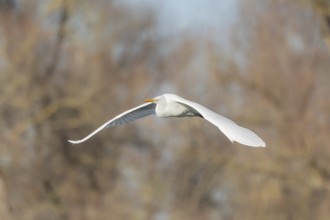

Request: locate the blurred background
(0, 0), (330, 219)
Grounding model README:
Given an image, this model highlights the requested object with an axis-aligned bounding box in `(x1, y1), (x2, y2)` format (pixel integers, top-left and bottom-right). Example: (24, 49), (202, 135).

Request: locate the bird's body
(154, 94), (201, 118)
(69, 93), (266, 147)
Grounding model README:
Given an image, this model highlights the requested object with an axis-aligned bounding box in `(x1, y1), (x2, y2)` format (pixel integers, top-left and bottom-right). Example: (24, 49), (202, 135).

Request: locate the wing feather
(68, 102), (156, 144)
(172, 95), (266, 147)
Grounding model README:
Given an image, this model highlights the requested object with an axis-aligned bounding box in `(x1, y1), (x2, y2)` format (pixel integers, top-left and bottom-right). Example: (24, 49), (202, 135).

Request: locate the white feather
(68, 93), (266, 147)
(168, 94), (266, 147)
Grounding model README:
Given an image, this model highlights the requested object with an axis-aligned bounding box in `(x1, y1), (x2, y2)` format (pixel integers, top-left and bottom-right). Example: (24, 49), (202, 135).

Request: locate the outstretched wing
(68, 102), (156, 144)
(172, 95), (266, 147)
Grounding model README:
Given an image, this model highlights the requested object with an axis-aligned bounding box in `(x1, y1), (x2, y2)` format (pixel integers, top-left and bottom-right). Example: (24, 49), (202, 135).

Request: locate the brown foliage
(0, 0), (329, 219)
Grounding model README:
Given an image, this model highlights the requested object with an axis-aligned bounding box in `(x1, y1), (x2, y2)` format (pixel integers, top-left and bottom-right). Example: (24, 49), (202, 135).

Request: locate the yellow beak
(144, 98), (156, 103)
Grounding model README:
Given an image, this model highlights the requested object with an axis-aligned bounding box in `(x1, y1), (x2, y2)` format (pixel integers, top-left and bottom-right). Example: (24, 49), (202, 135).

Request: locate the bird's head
(145, 94), (178, 104)
(144, 96), (160, 104)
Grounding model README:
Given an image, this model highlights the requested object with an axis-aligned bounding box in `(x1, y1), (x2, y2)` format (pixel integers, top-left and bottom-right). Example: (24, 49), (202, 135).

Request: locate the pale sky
(120, 0), (239, 36)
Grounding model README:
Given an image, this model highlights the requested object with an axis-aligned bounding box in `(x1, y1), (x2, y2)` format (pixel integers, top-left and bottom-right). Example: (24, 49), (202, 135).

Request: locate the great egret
(68, 93), (266, 147)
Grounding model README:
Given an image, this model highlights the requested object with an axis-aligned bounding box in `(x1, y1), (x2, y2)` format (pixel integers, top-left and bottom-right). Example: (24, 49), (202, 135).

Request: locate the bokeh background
(1, 0), (330, 219)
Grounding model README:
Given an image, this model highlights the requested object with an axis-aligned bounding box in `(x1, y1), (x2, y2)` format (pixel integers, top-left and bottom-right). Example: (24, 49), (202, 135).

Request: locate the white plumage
(68, 93), (266, 147)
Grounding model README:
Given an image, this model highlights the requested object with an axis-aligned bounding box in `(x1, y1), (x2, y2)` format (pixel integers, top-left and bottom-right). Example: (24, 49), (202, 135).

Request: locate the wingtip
(249, 143), (266, 148)
(68, 140), (79, 144)
(231, 138), (266, 147)
(253, 140), (266, 148)
(260, 140), (266, 147)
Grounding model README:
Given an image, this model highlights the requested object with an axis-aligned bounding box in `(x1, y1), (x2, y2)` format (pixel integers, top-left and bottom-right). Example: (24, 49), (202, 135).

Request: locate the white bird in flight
(68, 93), (266, 147)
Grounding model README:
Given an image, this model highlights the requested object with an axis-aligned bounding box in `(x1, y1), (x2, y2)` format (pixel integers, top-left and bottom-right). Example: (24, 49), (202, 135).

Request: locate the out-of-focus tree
(0, 0), (161, 219)
(309, 0), (330, 45)
(1, 0), (330, 219)
(192, 0), (330, 219)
